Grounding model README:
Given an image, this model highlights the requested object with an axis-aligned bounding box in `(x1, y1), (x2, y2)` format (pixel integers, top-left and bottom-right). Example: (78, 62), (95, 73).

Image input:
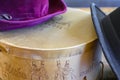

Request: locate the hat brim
(90, 3), (119, 79)
(0, 0), (67, 31)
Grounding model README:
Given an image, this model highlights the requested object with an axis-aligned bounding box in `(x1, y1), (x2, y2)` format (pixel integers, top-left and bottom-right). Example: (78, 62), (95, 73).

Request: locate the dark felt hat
(0, 0), (66, 31)
(91, 3), (120, 79)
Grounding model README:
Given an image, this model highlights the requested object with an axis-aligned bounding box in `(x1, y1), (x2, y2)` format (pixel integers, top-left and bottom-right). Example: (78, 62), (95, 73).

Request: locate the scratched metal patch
(0, 44), (101, 80)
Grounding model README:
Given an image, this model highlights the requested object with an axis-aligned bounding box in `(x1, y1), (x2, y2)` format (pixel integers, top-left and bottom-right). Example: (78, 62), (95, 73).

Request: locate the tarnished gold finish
(0, 8), (101, 80)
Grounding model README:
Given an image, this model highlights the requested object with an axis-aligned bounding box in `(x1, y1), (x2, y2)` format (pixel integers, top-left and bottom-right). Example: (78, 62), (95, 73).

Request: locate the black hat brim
(90, 3), (120, 79)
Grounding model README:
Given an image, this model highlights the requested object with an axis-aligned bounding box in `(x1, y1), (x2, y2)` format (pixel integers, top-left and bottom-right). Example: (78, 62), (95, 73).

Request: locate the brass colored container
(0, 8), (101, 80)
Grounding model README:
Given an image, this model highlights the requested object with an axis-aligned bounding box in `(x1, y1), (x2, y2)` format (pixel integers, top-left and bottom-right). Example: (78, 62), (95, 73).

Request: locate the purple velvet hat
(0, 0), (67, 31)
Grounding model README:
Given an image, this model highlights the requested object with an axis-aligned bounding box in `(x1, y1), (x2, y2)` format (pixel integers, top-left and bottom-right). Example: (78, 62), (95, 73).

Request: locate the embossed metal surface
(0, 8), (101, 80)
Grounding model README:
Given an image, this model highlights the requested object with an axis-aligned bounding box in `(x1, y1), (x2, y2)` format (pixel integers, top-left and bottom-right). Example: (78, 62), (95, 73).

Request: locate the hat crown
(0, 0), (66, 31)
(108, 8), (120, 38)
(0, 0), (49, 20)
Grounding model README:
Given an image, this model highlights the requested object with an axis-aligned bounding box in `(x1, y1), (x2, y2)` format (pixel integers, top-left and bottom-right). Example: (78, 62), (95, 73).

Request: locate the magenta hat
(0, 0), (67, 31)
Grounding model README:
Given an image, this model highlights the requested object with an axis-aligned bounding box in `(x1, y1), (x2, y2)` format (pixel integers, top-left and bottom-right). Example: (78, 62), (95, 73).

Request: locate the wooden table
(81, 7), (116, 13)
